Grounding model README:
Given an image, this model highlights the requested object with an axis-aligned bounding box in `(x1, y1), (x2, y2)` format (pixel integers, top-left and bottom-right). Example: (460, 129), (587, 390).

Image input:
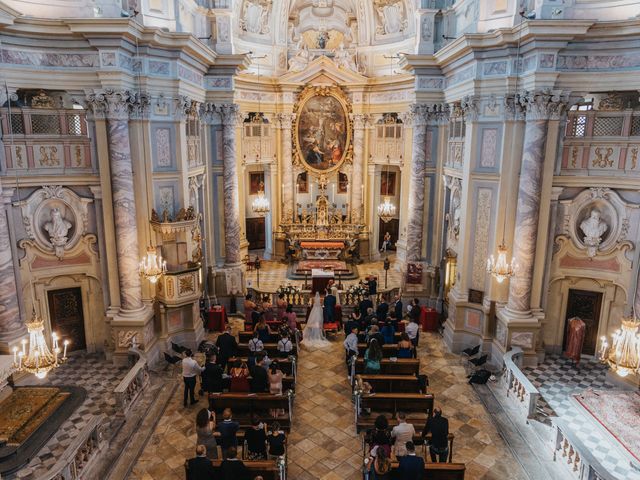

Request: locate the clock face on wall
(294, 86), (351, 174)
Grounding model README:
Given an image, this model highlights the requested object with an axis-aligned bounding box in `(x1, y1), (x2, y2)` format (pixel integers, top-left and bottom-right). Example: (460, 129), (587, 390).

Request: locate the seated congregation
(178, 284), (465, 480)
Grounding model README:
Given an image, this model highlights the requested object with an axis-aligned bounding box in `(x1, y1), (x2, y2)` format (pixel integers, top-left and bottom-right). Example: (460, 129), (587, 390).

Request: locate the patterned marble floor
(14, 354), (128, 479)
(523, 355), (640, 479)
(246, 254), (404, 293)
(129, 317), (528, 480)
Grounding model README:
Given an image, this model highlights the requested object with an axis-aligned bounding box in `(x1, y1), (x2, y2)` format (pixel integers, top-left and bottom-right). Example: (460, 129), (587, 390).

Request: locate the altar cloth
(300, 241), (344, 249)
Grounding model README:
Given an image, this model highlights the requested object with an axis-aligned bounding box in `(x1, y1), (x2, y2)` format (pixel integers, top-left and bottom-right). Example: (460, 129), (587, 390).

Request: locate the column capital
(519, 90), (568, 121)
(349, 113), (371, 129)
(174, 96), (200, 121)
(85, 89), (150, 121)
(402, 104), (429, 127)
(503, 95), (526, 122)
(460, 95), (480, 122)
(200, 102), (241, 126)
(275, 112), (296, 129)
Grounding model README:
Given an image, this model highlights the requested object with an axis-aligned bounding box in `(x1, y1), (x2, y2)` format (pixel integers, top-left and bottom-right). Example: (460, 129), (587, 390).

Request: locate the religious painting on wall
(294, 86), (352, 174)
(249, 172), (265, 194)
(380, 171), (396, 196)
(338, 172), (348, 193)
(297, 172), (308, 193)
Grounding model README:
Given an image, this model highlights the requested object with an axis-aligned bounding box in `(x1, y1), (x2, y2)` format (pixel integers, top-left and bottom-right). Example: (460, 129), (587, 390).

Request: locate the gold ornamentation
(592, 147), (613, 168)
(570, 147), (578, 168)
(630, 147), (638, 170)
(75, 146), (82, 167)
(292, 85), (352, 175)
(31, 90), (55, 109)
(179, 275), (195, 295)
(15, 146), (23, 167)
(38, 146), (59, 166)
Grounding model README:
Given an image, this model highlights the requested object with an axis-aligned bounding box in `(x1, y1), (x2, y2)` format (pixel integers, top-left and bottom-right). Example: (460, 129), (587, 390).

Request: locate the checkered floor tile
(523, 355), (640, 479)
(14, 353), (128, 480)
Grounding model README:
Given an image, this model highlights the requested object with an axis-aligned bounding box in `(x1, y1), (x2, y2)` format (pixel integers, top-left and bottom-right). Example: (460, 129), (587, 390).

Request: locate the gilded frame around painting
(293, 86), (352, 175)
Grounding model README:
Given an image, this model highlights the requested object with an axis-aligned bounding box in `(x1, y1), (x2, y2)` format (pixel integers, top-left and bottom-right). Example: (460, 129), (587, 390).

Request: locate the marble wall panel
(151, 124), (176, 171)
(471, 187), (493, 291)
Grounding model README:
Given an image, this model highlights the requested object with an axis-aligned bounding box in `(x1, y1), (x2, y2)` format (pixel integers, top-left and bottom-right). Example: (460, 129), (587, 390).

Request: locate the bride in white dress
(303, 292), (330, 347)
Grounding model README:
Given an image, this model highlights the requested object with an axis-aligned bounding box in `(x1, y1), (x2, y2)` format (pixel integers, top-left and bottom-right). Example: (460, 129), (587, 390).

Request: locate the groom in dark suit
(323, 288), (336, 324)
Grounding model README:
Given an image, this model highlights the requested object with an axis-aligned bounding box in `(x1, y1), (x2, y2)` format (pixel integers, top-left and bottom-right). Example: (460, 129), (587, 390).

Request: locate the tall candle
(12, 346), (17, 365)
(18, 351), (23, 369)
(21, 339), (26, 356)
(63, 340), (69, 359)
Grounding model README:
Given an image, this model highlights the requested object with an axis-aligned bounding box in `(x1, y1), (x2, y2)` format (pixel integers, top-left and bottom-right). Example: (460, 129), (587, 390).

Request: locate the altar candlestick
(54, 347), (59, 365)
(21, 339), (26, 356)
(63, 340), (69, 359)
(12, 346), (17, 365)
(18, 351), (23, 369)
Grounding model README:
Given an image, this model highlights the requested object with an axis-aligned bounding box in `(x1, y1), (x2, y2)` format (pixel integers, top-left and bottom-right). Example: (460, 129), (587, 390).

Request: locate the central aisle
(287, 339), (362, 480)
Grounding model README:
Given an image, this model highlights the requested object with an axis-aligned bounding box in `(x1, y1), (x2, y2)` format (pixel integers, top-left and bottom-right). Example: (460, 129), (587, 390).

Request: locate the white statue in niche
(580, 209), (608, 257)
(288, 40), (312, 72)
(44, 207), (72, 258)
(333, 43), (357, 71)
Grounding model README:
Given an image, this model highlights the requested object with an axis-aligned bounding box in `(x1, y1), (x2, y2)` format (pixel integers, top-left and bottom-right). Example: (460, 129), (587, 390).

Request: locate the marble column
(277, 113), (295, 222)
(406, 104), (429, 262)
(507, 92), (565, 314)
(219, 104), (242, 266)
(350, 114), (368, 224)
(87, 90), (144, 312)
(0, 182), (24, 346)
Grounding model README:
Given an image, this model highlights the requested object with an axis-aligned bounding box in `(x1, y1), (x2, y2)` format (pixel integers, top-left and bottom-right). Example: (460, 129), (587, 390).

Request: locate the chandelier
(486, 243), (516, 283)
(601, 316), (640, 377)
(139, 245), (167, 284)
(378, 157), (396, 223)
(377, 197), (396, 223)
(12, 310), (68, 379)
(252, 182), (270, 216)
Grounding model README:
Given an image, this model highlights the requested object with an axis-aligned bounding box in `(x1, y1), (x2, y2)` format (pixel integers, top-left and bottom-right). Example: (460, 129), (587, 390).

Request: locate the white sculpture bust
(580, 209), (608, 256)
(44, 207), (72, 245)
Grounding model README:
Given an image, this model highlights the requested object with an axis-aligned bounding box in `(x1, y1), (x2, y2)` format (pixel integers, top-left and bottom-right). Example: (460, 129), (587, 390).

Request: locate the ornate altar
(281, 174), (363, 259)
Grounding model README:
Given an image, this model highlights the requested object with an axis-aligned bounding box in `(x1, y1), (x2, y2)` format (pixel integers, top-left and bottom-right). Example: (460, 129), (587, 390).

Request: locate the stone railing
(502, 347), (540, 422)
(41, 414), (107, 480)
(113, 349), (150, 417)
(553, 418), (618, 480)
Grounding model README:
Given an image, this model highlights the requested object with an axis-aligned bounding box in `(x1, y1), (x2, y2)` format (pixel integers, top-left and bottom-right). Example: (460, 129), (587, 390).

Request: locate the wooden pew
(389, 462), (466, 480)
(356, 374), (421, 393)
(237, 342), (298, 358)
(185, 459), (283, 480)
(361, 433), (456, 463)
(354, 358), (420, 376)
(356, 393), (434, 432)
(357, 332), (403, 343)
(228, 357), (296, 377)
(208, 393), (292, 431)
(357, 343), (415, 358)
(240, 331), (283, 343)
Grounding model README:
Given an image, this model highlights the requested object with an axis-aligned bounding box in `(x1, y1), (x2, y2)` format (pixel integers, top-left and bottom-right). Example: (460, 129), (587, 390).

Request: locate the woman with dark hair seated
(366, 414), (392, 457)
(244, 415), (267, 460)
(364, 339), (383, 374)
(397, 333), (413, 359)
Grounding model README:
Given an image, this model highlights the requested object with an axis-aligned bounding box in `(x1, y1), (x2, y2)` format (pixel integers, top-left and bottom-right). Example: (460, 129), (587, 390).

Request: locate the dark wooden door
(47, 287), (86, 351)
(563, 289), (602, 356)
(246, 217), (266, 250)
(378, 219), (399, 251)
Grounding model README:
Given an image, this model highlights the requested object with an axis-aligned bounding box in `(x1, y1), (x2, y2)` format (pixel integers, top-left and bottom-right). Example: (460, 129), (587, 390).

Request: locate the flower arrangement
(345, 284), (369, 304)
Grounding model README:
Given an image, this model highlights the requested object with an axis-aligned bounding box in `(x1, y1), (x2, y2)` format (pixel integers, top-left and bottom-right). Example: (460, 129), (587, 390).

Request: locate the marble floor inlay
(129, 315), (528, 479)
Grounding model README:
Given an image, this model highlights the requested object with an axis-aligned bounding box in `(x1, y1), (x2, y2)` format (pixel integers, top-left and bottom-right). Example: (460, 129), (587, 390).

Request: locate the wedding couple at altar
(302, 289), (337, 348)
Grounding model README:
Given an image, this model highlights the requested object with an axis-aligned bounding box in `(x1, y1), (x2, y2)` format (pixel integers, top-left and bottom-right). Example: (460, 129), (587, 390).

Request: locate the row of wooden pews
(186, 325), (300, 479)
(352, 337), (466, 479)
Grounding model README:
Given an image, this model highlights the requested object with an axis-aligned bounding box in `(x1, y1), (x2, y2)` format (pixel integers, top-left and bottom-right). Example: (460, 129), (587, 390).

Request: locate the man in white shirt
(277, 334), (293, 357)
(405, 319), (420, 348)
(182, 349), (204, 407)
(391, 412), (416, 457)
(343, 326), (359, 376)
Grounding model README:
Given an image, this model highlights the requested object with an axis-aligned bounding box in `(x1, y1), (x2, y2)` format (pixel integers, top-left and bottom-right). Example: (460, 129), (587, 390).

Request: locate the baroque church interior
(0, 0), (640, 478)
